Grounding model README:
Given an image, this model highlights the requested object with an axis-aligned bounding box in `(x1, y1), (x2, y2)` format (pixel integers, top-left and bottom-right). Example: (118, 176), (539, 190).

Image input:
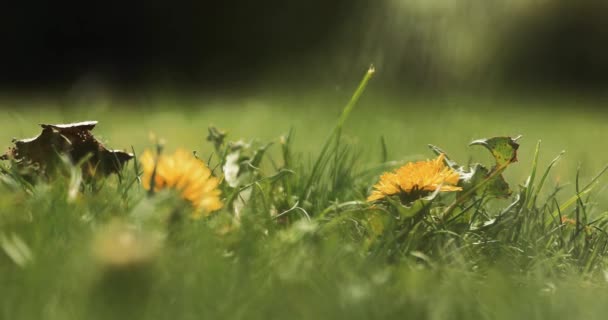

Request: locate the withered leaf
(1, 121), (133, 176)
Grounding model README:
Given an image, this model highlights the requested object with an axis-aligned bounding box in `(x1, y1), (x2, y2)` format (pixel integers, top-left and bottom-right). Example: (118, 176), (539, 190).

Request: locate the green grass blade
(531, 151), (564, 207)
(300, 66), (375, 202)
(524, 140), (541, 209)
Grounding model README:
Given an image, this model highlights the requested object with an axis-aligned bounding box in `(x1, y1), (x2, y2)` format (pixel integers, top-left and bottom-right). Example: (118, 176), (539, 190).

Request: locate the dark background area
(2, 1), (608, 92)
(500, 1), (608, 90)
(1, 1), (363, 90)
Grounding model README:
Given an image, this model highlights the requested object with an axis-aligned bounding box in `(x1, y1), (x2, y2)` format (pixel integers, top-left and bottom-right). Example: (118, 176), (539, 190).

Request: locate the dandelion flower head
(140, 148), (222, 217)
(368, 154), (462, 202)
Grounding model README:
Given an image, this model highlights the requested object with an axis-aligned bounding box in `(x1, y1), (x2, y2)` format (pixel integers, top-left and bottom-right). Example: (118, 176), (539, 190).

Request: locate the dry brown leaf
(1, 121), (133, 176)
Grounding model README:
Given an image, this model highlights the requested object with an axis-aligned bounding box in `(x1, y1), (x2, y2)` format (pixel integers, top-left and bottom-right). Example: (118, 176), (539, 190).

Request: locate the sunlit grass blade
(550, 164), (608, 220)
(530, 150), (564, 208)
(299, 66), (375, 203)
(524, 140), (541, 209)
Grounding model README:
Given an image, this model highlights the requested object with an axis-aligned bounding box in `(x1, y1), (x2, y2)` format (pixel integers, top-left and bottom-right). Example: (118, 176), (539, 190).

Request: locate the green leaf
(470, 136), (521, 167)
(429, 137), (519, 215)
(206, 126), (227, 152)
(249, 142), (272, 168)
(460, 164), (512, 198)
(386, 196), (432, 218)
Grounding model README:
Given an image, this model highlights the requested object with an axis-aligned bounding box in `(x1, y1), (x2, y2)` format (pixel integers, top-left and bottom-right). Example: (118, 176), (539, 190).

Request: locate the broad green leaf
(460, 164), (511, 198)
(470, 136), (520, 167)
(428, 137), (519, 208)
(386, 196), (432, 218)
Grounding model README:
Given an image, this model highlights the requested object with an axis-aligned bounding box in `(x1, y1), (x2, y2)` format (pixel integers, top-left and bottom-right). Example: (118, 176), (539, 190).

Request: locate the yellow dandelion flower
(367, 154), (462, 202)
(140, 148), (223, 217)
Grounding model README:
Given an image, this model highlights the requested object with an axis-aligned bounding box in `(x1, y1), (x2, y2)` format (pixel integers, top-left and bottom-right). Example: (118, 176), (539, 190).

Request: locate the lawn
(1, 79), (608, 319)
(2, 90), (606, 181)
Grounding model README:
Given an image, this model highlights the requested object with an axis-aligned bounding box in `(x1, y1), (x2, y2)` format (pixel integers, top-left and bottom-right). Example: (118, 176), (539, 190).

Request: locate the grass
(2, 91), (606, 182)
(1, 76), (608, 319)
